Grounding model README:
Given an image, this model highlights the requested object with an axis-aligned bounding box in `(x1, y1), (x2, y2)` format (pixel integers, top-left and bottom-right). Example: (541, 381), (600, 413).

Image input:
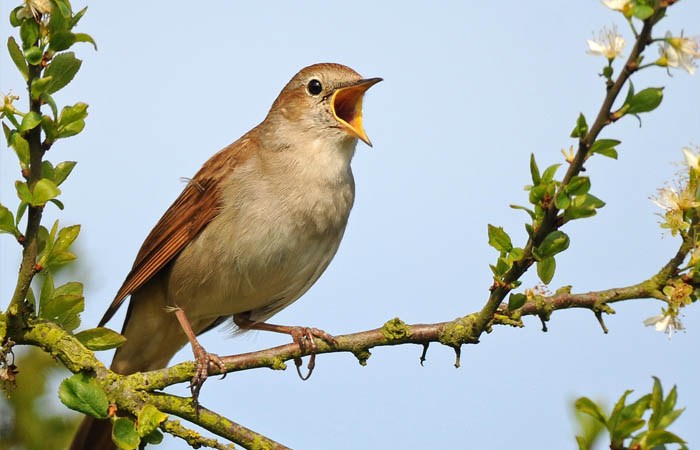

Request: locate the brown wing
(99, 143), (243, 326)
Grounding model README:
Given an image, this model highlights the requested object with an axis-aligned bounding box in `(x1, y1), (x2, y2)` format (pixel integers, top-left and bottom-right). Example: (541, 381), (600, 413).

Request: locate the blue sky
(2, 1), (700, 449)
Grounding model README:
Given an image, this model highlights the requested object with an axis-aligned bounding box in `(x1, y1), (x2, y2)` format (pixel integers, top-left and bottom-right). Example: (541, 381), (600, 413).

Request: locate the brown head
(264, 63), (382, 147)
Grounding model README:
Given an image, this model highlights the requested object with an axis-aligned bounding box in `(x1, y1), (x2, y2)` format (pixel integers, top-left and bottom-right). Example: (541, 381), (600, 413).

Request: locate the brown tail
(68, 294), (191, 450)
(69, 416), (117, 450)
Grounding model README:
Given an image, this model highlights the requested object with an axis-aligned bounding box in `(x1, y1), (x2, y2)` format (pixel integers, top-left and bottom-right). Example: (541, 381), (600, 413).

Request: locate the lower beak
(331, 77), (382, 146)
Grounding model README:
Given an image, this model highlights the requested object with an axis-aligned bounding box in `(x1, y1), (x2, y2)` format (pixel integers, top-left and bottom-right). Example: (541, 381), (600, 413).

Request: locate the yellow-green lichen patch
(439, 315), (478, 348)
(491, 313), (524, 328)
(381, 317), (412, 341)
(594, 303), (615, 315)
(249, 435), (273, 450)
(269, 357), (287, 371)
(533, 295), (553, 321)
(0, 312), (6, 340)
(353, 348), (371, 366)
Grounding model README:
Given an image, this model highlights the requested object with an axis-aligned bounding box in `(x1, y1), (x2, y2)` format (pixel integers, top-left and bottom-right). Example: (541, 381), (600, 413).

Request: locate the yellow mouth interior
(332, 85), (371, 145)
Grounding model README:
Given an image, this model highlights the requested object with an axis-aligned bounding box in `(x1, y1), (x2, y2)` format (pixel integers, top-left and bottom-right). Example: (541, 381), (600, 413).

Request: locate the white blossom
(682, 147), (700, 172)
(587, 26), (626, 60)
(601, 0), (631, 13)
(643, 314), (684, 338)
(659, 31), (700, 75)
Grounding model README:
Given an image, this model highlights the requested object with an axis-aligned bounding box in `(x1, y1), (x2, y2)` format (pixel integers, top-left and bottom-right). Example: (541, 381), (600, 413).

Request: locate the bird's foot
(189, 341), (227, 402)
(232, 314), (336, 380)
(172, 307), (227, 403)
(286, 326), (337, 380)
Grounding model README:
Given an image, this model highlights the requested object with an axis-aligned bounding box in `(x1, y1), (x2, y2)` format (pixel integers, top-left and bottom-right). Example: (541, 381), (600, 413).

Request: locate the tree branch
(472, 5), (667, 340)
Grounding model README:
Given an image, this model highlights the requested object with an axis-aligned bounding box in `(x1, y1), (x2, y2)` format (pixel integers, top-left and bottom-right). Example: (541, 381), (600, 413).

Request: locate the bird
(69, 62), (381, 450)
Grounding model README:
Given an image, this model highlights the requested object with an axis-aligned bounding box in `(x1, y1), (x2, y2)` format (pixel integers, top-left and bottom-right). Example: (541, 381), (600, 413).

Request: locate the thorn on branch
(453, 346), (461, 369)
(594, 310), (609, 334)
(538, 314), (548, 332)
(419, 343), (429, 366)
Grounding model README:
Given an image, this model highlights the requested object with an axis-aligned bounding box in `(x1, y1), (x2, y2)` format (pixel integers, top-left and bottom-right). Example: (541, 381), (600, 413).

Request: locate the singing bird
(70, 63), (381, 449)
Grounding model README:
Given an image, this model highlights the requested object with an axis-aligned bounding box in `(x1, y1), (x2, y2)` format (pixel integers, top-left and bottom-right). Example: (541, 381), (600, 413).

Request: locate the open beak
(331, 77), (382, 146)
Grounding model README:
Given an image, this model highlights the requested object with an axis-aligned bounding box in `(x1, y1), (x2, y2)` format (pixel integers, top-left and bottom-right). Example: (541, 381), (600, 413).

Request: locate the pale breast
(165, 141), (356, 324)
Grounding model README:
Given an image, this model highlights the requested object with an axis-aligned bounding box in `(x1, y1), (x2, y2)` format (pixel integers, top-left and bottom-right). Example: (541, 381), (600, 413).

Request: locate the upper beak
(331, 77), (382, 146)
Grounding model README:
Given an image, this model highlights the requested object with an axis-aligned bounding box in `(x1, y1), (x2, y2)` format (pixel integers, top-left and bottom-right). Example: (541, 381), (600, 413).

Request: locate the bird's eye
(307, 79), (323, 96)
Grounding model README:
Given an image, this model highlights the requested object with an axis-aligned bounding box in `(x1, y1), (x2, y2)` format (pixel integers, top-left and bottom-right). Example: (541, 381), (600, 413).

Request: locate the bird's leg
(173, 308), (226, 401)
(233, 314), (337, 380)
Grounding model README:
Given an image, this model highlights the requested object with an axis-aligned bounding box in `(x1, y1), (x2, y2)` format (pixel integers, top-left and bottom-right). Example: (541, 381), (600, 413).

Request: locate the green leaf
(54, 161), (77, 186)
(643, 430), (687, 447)
(16, 202), (28, 226)
(535, 230), (570, 259)
(53, 0), (73, 23)
(661, 384), (677, 417)
(48, 251), (77, 267)
(30, 76), (53, 99)
(58, 373), (109, 419)
(9, 7), (23, 27)
(57, 119), (85, 138)
(649, 376), (663, 429)
(74, 32), (97, 50)
(631, 4), (654, 19)
(54, 224), (80, 252)
(627, 87), (663, 115)
(608, 389), (633, 438)
(49, 30), (76, 51)
(15, 181), (32, 203)
(659, 408), (685, 429)
(570, 113), (588, 138)
(44, 52), (82, 94)
(75, 327), (126, 351)
(41, 92), (59, 120)
(566, 176), (591, 196)
(142, 430), (163, 445)
(19, 111), (42, 133)
(508, 293), (526, 311)
(71, 7), (88, 27)
(7, 37), (28, 80)
(39, 272), (56, 316)
(537, 257), (556, 284)
(541, 164), (561, 183)
(41, 115), (58, 142)
(488, 224), (512, 252)
(529, 185), (547, 205)
(575, 397), (608, 426)
(41, 281), (84, 330)
(32, 178), (61, 206)
(9, 132), (30, 168)
(509, 204), (536, 219)
(112, 417), (140, 450)
(49, 198), (65, 210)
(624, 393), (651, 421)
(529, 153), (541, 185)
(564, 194), (606, 220)
(614, 418), (646, 439)
(42, 160), (56, 181)
(554, 190), (570, 210)
(48, 0), (69, 34)
(0, 205), (17, 235)
(58, 102), (88, 127)
(137, 405), (168, 438)
(589, 139), (620, 159)
(24, 46), (43, 65)
(19, 19), (39, 49)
